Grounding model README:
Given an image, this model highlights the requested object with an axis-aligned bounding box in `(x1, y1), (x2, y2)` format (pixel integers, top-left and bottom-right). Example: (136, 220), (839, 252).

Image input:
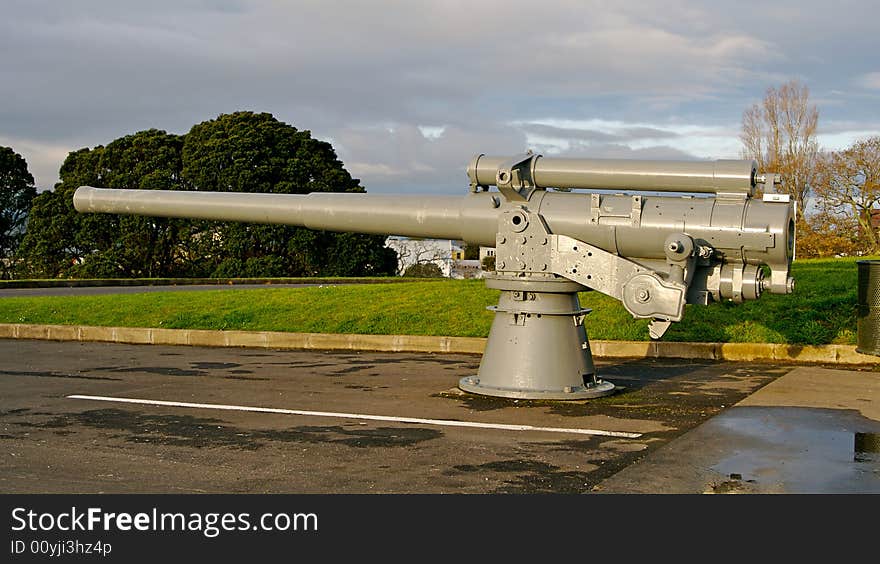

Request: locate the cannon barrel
(73, 187), (497, 244)
(72, 152), (798, 400)
(469, 155), (757, 195)
(73, 183), (793, 287)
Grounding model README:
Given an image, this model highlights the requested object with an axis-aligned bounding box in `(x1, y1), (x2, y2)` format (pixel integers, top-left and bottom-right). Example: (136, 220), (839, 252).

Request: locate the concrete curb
(0, 323), (877, 365)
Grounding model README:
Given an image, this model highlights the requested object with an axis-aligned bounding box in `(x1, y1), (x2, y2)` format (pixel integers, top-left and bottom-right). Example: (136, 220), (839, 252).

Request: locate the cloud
(0, 136), (74, 191)
(857, 72), (880, 90)
(549, 143), (699, 161)
(516, 123), (678, 145)
(509, 118), (740, 159)
(0, 2), (781, 133)
(335, 123), (528, 193)
(1, 1), (879, 195)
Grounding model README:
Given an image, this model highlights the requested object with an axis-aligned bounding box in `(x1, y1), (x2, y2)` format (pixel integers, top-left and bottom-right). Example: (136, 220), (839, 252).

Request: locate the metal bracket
(468, 153), (489, 193)
(494, 204), (694, 339)
(495, 151), (541, 202)
(590, 193), (600, 224)
(550, 235), (688, 325)
(587, 193), (643, 228)
(510, 313), (528, 326)
(756, 173), (783, 194)
(630, 194), (643, 227)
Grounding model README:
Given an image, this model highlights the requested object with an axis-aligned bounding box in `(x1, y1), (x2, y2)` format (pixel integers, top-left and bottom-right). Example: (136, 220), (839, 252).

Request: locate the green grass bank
(0, 257), (867, 345)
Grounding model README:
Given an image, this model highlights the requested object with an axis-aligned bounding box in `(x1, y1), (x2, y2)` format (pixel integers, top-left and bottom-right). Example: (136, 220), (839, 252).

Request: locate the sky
(2, 0), (879, 194)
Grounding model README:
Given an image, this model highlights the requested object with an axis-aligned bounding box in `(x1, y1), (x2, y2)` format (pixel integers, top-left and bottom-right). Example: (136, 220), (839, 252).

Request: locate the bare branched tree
(740, 80), (819, 220)
(813, 137), (880, 254)
(385, 237), (450, 276)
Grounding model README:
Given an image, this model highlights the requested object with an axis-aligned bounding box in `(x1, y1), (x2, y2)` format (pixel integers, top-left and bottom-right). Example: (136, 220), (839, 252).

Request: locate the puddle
(855, 432), (880, 463)
(0, 369), (120, 381)
(332, 366), (376, 375)
(191, 362), (241, 370)
(92, 366), (206, 377)
(224, 376), (270, 381)
(451, 459), (593, 494)
(18, 409), (442, 450)
(710, 407), (880, 493)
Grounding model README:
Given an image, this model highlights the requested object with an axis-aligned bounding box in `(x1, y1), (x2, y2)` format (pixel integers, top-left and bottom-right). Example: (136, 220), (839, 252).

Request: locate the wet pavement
(597, 406), (880, 493)
(0, 339), (876, 493)
(598, 366), (880, 493)
(711, 408), (879, 493)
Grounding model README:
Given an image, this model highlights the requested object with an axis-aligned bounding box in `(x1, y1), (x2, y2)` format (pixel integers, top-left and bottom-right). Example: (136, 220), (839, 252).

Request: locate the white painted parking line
(67, 394), (643, 438)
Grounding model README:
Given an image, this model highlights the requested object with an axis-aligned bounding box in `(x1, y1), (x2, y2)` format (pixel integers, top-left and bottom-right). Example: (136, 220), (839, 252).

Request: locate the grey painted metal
(459, 277), (614, 400)
(489, 200), (696, 338)
(74, 186), (794, 294)
(857, 260), (880, 356)
(73, 187), (497, 244)
(468, 154), (758, 195)
(73, 152), (797, 400)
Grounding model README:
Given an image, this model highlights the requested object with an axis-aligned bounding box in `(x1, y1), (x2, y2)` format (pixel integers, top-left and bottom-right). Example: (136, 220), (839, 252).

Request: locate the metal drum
(857, 260), (880, 356)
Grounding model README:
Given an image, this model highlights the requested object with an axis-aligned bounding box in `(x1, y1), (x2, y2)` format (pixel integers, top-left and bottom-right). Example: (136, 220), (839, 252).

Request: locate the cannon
(73, 152), (796, 400)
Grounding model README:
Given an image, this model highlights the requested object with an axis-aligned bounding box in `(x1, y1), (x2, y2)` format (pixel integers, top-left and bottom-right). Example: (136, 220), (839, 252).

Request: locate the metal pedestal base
(458, 276), (616, 401)
(459, 375), (615, 400)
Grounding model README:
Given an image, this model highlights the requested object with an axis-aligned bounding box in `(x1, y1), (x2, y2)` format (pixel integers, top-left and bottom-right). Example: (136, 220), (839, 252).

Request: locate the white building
(450, 259), (483, 279)
(384, 237), (465, 277)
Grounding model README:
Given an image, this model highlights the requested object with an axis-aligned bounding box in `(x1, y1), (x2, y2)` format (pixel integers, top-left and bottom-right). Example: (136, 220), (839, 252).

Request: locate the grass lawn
(0, 257), (868, 345)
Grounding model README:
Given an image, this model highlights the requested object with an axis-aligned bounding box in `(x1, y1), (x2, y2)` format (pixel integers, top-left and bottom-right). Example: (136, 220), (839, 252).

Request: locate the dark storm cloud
(1, 1), (878, 193)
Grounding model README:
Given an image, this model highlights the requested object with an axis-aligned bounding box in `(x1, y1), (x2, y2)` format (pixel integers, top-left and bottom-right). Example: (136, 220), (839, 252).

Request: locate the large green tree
(17, 130), (187, 277)
(0, 146), (37, 278)
(181, 111), (396, 277)
(18, 112), (397, 278)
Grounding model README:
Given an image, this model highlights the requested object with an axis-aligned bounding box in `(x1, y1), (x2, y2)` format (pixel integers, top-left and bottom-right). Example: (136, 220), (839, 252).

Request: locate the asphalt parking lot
(0, 338), (802, 494)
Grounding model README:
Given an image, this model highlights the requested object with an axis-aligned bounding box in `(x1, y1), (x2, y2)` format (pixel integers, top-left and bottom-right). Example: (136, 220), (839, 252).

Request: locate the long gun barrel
(74, 189), (498, 244)
(74, 158), (793, 298)
(73, 152), (796, 400)
(468, 154), (758, 195)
